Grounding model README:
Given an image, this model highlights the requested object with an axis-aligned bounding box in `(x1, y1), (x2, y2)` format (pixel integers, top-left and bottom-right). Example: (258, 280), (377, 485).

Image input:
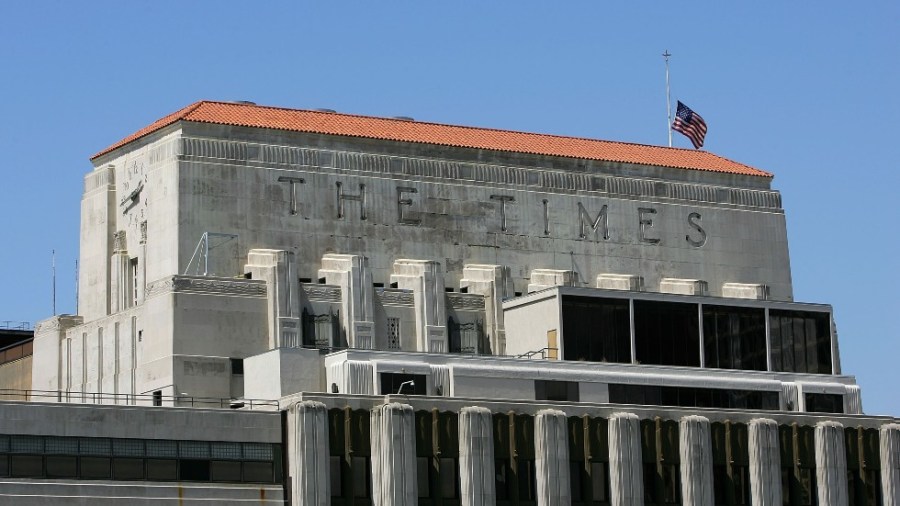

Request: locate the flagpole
(663, 50), (672, 147)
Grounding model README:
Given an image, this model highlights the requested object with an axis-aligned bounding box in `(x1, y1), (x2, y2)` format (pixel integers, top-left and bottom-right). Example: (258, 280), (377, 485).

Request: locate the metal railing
(0, 389), (279, 410)
(0, 321), (31, 331)
(517, 347), (559, 360)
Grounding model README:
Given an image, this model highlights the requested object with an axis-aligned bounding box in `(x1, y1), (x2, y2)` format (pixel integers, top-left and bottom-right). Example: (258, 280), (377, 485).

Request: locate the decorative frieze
(179, 136), (783, 211)
(145, 276), (266, 299)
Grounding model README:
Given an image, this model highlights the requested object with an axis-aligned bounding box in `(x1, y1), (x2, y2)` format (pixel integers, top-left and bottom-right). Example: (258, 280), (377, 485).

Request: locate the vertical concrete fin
(461, 264), (512, 355)
(815, 421), (848, 506)
(245, 249), (301, 348)
(390, 259), (447, 352)
(880, 424), (900, 506)
(535, 409), (570, 506)
(459, 406), (496, 506)
(371, 403), (417, 506)
(430, 364), (450, 397)
(318, 253), (375, 349)
(288, 401), (329, 506)
(608, 412), (644, 506)
(679, 415), (714, 506)
(749, 418), (782, 506)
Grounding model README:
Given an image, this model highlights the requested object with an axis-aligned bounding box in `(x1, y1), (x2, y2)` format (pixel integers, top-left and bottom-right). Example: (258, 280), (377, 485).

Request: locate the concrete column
(245, 249), (301, 348)
(815, 421), (848, 506)
(527, 269), (576, 293)
(749, 418), (782, 506)
(390, 259), (447, 353)
(781, 382), (799, 411)
(535, 409), (570, 506)
(80, 164), (116, 320)
(371, 403), (417, 506)
(430, 364), (450, 397)
(110, 231), (131, 313)
(326, 360), (373, 395)
(460, 264), (513, 355)
(318, 254), (376, 349)
(287, 401), (329, 506)
(459, 406), (496, 506)
(679, 415), (714, 506)
(880, 424), (900, 506)
(608, 412), (643, 506)
(844, 385), (863, 414)
(31, 315), (84, 395)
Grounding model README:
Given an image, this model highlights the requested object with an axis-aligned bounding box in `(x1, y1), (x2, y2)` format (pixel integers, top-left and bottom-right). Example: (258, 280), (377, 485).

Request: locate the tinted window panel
(561, 296), (631, 363)
(146, 459), (177, 481)
(244, 461), (274, 483)
(179, 459), (210, 481)
(10, 455), (42, 477)
(80, 457), (111, 479)
(634, 300), (700, 367)
(46, 456), (77, 478)
(769, 310), (832, 374)
(702, 305), (766, 371)
(211, 460), (242, 482)
(113, 457), (145, 480)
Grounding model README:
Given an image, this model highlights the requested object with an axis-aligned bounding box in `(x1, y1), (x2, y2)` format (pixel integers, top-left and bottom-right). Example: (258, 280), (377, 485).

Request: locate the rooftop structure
(1, 101), (895, 505)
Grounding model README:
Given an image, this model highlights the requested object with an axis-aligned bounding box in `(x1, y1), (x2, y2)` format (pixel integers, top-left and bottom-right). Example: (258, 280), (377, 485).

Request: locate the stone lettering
(638, 207), (660, 244)
(277, 176), (305, 215)
(578, 203), (609, 240)
(336, 182), (366, 220)
(542, 198), (550, 236)
(490, 195), (515, 232)
(397, 186), (421, 226)
(686, 212), (707, 247)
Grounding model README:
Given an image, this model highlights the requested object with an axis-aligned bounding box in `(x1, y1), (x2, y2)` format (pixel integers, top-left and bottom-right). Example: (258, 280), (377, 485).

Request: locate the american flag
(671, 101), (707, 149)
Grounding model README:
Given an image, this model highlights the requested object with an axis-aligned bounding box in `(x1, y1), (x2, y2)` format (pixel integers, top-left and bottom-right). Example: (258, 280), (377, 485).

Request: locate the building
(1, 100), (896, 505)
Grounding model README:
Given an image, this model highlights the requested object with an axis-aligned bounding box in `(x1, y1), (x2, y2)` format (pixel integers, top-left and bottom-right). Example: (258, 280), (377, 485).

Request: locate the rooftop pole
(52, 250), (56, 315)
(663, 50), (673, 147)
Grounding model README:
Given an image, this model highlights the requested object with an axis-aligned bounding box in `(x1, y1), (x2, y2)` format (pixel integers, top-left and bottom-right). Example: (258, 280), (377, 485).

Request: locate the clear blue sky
(1, 2), (897, 414)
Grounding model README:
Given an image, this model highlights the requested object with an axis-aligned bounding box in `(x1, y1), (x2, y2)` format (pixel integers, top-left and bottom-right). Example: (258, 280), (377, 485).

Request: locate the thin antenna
(52, 250), (57, 315)
(75, 258), (79, 315)
(663, 50), (673, 147)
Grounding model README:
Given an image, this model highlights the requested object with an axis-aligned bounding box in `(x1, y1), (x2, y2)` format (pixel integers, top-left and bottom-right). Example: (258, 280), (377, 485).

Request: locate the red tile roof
(92, 100), (771, 177)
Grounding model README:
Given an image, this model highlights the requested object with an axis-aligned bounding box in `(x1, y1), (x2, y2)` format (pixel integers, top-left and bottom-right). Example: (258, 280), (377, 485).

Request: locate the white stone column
(371, 403), (417, 506)
(110, 231), (131, 313)
(245, 249), (301, 348)
(527, 269), (576, 293)
(430, 364), (450, 397)
(535, 409), (570, 506)
(880, 424), (900, 506)
(460, 264), (513, 355)
(287, 401), (329, 506)
(318, 253), (376, 349)
(326, 360), (374, 395)
(815, 421), (848, 506)
(608, 412), (644, 506)
(459, 406), (496, 506)
(844, 385), (863, 414)
(749, 418), (782, 506)
(390, 259), (447, 353)
(679, 415), (714, 506)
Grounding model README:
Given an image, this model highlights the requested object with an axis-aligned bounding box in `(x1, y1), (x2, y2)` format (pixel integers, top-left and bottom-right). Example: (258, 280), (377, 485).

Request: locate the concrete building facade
(3, 100), (895, 504)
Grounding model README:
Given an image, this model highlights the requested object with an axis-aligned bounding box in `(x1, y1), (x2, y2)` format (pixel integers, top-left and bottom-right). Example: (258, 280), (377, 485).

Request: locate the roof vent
(235, 101), (256, 105)
(393, 116), (415, 121)
(315, 108), (337, 113)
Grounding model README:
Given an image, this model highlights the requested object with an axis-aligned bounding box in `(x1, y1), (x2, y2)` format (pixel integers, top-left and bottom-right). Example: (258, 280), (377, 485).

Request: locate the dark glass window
(609, 384), (779, 411)
(703, 305), (766, 371)
(80, 456), (111, 479)
(179, 459), (210, 481)
(641, 419), (681, 505)
(46, 456), (77, 478)
(0, 455), (8, 477)
(351, 457), (370, 498)
(379, 372), (426, 395)
(846, 427), (881, 506)
(152, 390), (162, 406)
(113, 457), (145, 480)
(439, 457), (458, 499)
(146, 458), (177, 480)
(230, 358), (244, 375)
(10, 455), (42, 477)
(329, 455), (342, 497)
(211, 460), (242, 482)
(634, 300), (700, 367)
(535, 380), (580, 402)
(417, 457), (430, 498)
(805, 393), (844, 413)
(561, 295), (631, 363)
(769, 310), (832, 374)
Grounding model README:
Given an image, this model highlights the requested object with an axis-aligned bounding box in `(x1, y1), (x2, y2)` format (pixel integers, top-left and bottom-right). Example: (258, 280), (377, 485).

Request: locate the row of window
(0, 435), (281, 484)
(324, 409), (882, 506)
(561, 296), (833, 374)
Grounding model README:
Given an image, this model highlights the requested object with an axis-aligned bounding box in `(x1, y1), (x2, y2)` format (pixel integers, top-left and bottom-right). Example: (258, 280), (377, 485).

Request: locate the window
(130, 257), (139, 307)
(230, 358), (244, 375)
(769, 310), (832, 374)
(634, 300), (700, 367)
(152, 390), (162, 406)
(804, 393), (843, 413)
(387, 317), (401, 350)
(702, 305), (766, 371)
(609, 384), (779, 410)
(561, 296), (631, 363)
(379, 373), (426, 395)
(535, 380), (580, 402)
